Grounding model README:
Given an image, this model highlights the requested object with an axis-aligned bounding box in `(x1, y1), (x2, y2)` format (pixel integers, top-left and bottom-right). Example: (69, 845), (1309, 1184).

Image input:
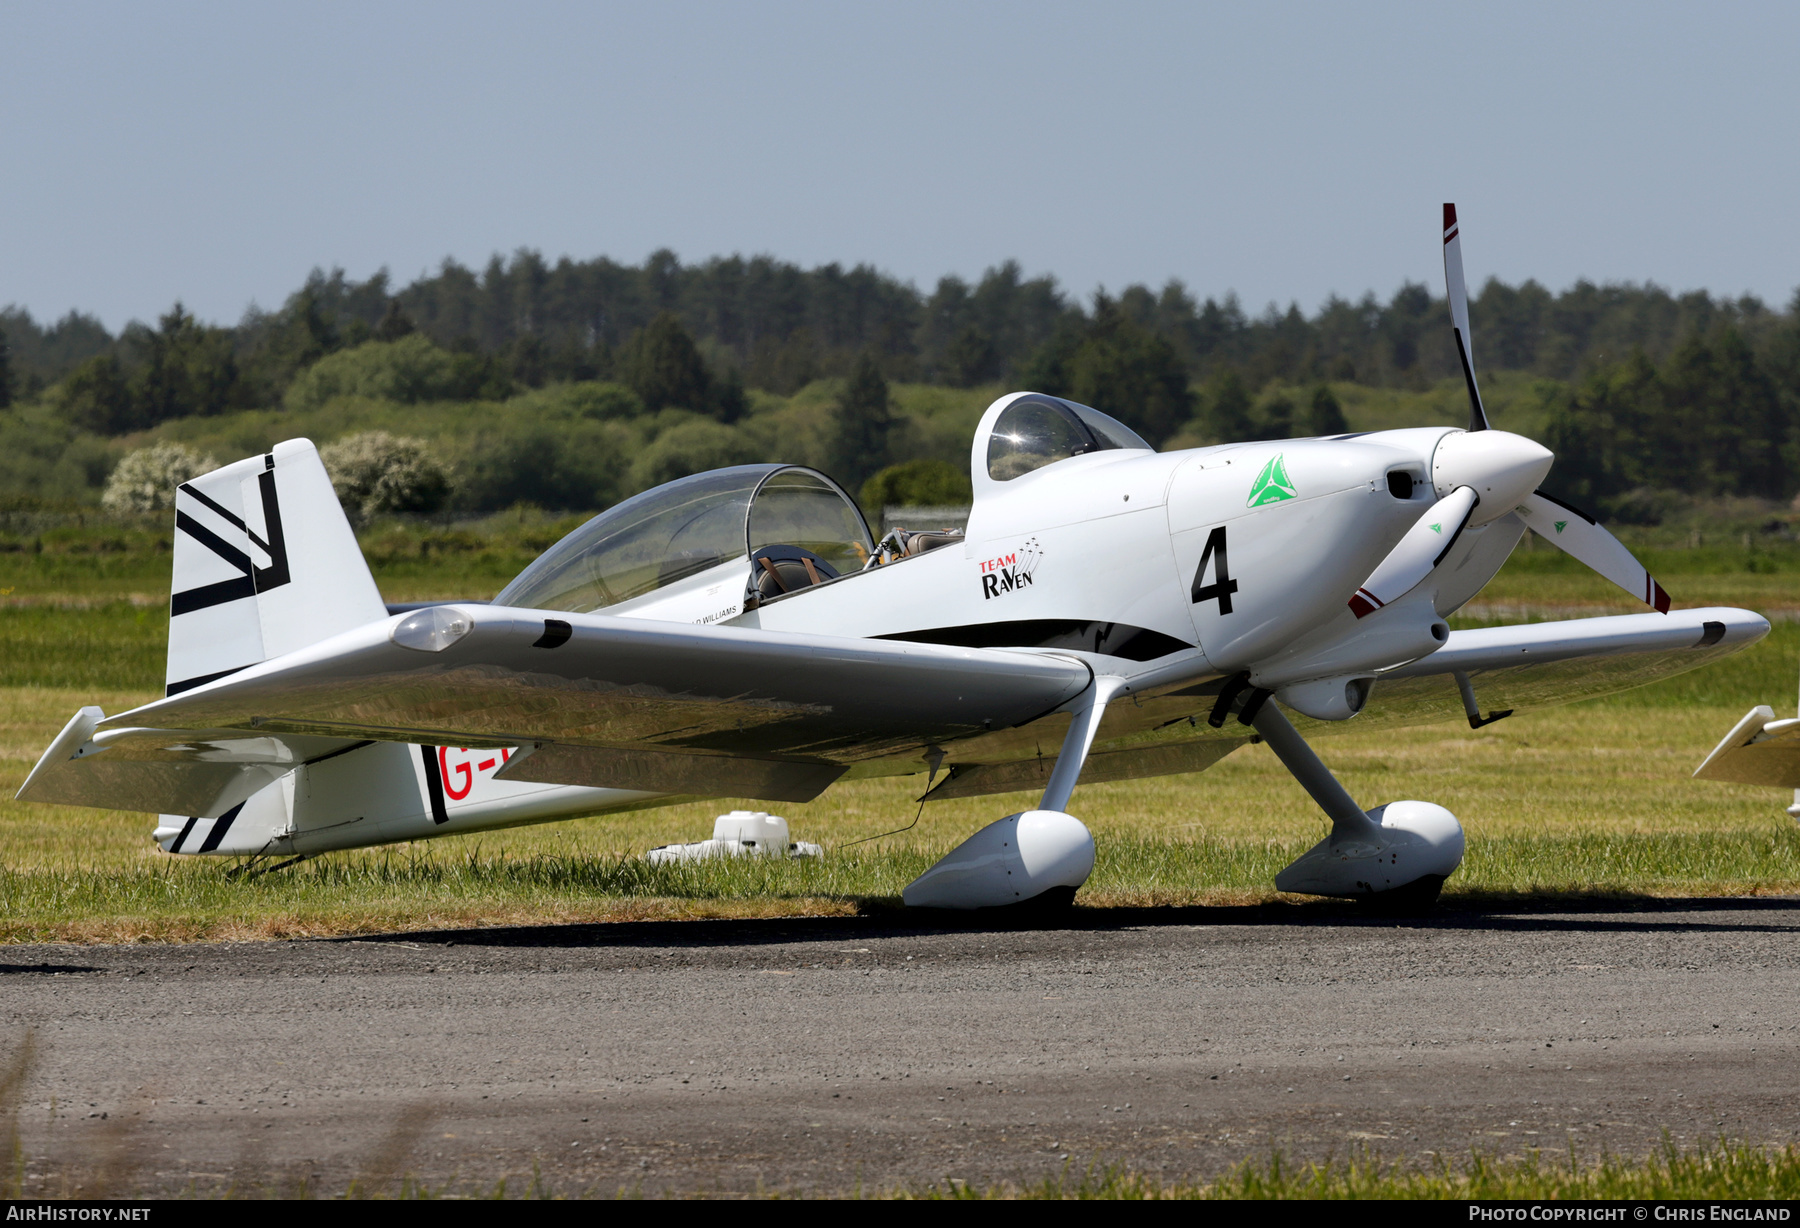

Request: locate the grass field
(0, 617), (1796, 940)
(3, 524), (1800, 1201)
(1, 516), (1798, 944)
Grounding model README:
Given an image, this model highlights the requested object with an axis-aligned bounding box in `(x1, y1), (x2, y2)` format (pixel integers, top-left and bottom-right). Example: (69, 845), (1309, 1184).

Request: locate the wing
(1364, 606), (1766, 727)
(18, 605), (1093, 815)
(922, 607), (1769, 800)
(1693, 706), (1800, 788)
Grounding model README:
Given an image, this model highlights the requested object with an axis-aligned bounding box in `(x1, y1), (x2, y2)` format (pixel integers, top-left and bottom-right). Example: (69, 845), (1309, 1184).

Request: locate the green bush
(0, 405), (110, 504)
(860, 458), (972, 510)
(628, 418), (759, 491)
(457, 420), (634, 512)
(508, 380), (645, 421)
(285, 336), (480, 412)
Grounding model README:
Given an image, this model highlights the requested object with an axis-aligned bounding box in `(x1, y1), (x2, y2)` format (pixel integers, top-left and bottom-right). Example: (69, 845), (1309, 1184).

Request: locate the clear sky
(4, 1), (1797, 332)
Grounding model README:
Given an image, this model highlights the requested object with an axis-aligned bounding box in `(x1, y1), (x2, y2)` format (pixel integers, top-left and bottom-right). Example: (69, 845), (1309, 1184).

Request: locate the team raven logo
(978, 538), (1042, 599)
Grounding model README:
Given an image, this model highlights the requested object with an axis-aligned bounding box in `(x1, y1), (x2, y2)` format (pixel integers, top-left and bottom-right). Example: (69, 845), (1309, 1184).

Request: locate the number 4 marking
(1190, 526), (1238, 614)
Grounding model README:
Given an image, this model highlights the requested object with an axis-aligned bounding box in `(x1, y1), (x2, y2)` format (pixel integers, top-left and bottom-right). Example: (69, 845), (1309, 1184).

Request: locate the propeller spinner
(1348, 206), (1671, 619)
(1348, 430), (1552, 618)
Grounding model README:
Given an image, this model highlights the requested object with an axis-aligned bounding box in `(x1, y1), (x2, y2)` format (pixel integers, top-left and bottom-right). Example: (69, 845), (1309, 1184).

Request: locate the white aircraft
(1693, 679), (1800, 817)
(17, 206), (1770, 909)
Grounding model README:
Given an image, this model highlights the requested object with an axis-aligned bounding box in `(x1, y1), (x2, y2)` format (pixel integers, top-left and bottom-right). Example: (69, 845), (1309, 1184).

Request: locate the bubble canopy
(495, 464), (874, 614)
(985, 394), (1152, 482)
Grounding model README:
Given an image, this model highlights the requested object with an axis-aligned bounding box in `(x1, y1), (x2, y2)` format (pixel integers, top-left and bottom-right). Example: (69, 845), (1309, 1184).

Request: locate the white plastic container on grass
(643, 811), (823, 864)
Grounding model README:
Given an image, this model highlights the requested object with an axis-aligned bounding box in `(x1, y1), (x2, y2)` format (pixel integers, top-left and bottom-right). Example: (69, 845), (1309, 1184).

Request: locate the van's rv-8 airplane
(18, 207), (1770, 910)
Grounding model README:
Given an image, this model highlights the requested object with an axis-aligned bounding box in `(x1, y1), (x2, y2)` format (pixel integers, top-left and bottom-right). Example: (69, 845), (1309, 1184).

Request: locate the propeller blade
(1349, 485), (1480, 618)
(1443, 202), (1490, 432)
(1514, 491), (1672, 613)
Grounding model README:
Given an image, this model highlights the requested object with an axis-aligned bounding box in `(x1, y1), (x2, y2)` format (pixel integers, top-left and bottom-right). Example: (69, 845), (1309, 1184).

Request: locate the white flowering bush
(101, 443), (218, 512)
(318, 431), (451, 519)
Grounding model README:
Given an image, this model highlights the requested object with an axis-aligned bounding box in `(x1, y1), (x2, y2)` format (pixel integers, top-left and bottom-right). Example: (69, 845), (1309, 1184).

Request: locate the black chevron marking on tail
(251, 462), (290, 590)
(171, 458), (292, 616)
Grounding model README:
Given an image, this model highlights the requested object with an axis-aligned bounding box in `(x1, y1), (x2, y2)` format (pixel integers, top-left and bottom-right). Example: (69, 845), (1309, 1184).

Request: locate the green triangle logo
(1429, 523), (1442, 533)
(1554, 520), (1568, 534)
(1247, 453), (1298, 507)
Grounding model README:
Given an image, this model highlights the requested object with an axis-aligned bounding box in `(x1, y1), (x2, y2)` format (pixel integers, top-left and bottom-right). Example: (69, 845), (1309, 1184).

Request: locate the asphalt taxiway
(5, 897), (1799, 1195)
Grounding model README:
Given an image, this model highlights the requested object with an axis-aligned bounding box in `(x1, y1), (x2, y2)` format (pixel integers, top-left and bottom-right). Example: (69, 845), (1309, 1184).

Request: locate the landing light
(392, 606), (474, 652)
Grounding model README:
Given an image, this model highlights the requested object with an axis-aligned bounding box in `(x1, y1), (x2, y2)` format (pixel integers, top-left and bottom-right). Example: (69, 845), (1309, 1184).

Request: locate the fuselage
(164, 407), (1538, 857)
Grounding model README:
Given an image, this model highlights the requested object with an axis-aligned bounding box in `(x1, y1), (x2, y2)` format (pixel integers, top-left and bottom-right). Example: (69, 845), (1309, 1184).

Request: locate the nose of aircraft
(1430, 430), (1554, 524)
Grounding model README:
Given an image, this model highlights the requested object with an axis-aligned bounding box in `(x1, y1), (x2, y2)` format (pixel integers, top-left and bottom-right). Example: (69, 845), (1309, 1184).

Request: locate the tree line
(2, 246), (1798, 517)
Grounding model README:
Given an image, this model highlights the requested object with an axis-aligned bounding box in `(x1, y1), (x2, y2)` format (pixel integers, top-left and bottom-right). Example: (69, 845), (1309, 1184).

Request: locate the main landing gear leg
(1249, 699), (1465, 906)
(901, 677), (1126, 910)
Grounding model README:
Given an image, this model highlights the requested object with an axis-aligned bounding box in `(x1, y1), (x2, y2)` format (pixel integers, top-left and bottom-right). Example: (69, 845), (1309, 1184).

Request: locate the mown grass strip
(2, 829), (1797, 944)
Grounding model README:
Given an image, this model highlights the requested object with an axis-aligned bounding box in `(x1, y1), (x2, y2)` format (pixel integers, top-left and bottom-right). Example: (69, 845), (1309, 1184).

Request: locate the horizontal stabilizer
(17, 720), (365, 817)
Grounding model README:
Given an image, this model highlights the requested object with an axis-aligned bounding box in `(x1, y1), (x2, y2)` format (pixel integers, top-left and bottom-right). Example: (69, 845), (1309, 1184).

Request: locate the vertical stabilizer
(166, 439), (385, 695)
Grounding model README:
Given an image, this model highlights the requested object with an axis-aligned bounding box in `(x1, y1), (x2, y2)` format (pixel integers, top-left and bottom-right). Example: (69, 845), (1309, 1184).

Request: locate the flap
(497, 741), (844, 803)
(924, 736), (1246, 801)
